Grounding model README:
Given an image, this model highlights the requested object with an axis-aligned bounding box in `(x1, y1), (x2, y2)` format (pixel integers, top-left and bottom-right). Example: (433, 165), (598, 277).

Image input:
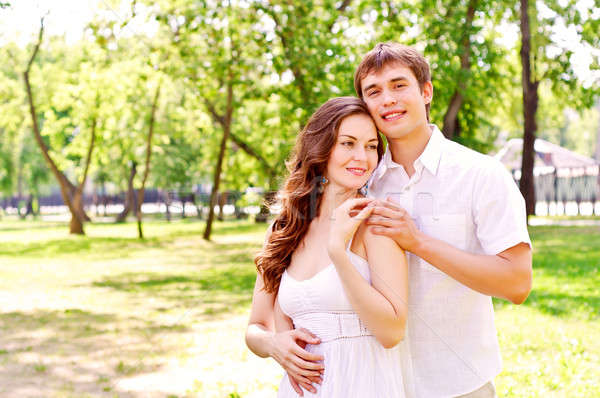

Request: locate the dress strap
(346, 236), (354, 251)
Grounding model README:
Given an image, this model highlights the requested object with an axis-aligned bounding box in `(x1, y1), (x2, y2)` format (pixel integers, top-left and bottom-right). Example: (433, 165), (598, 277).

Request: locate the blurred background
(0, 1), (598, 397)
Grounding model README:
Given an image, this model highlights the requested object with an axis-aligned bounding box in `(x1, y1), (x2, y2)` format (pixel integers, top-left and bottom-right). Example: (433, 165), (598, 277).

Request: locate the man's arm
(367, 201), (532, 304)
(246, 274), (324, 395)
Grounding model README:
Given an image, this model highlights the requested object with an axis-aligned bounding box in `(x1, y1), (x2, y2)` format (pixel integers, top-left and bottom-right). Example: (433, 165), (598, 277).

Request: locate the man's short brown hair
(354, 42), (432, 119)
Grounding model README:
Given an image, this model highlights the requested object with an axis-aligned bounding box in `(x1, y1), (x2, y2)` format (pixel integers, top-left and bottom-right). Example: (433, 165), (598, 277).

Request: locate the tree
(516, 0), (599, 217)
(152, 0), (269, 240)
(23, 19), (99, 234)
(596, 99), (600, 162)
(135, 82), (161, 238)
(519, 0), (537, 217)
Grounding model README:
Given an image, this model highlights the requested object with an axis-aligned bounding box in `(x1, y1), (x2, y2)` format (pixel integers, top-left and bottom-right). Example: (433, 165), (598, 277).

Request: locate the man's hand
(270, 328), (324, 395)
(366, 198), (421, 252)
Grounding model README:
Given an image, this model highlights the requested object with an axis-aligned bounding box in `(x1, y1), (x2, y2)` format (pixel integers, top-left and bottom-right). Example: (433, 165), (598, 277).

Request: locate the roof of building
(495, 138), (598, 173)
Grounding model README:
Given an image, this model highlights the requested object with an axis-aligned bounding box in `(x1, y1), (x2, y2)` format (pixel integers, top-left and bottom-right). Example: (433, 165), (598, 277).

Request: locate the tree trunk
(595, 99), (600, 208)
(136, 83), (161, 239)
(595, 99), (600, 162)
(25, 195), (34, 216)
(203, 78), (234, 241)
(162, 189), (172, 222)
(519, 0), (538, 219)
(203, 127), (229, 240)
(23, 19), (91, 234)
(70, 190), (85, 234)
(76, 196), (91, 222)
(117, 162), (137, 222)
(190, 193), (203, 219)
(93, 187), (100, 217)
(217, 191), (226, 221)
(441, 0), (477, 140)
(181, 194), (187, 219)
(17, 164), (24, 219)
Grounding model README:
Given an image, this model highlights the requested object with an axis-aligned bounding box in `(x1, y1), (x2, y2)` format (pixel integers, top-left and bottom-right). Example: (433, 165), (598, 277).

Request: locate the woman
(245, 97), (413, 397)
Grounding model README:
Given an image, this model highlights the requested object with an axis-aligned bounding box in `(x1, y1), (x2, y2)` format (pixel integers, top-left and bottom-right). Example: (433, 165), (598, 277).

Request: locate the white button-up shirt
(368, 125), (531, 398)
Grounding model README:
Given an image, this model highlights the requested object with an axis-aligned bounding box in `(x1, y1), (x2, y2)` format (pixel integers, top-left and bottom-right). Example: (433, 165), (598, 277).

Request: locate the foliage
(0, 0), (598, 210)
(0, 43), (51, 200)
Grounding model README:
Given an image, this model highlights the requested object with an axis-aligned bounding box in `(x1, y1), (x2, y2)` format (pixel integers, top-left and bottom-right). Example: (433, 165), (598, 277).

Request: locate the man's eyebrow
(363, 76), (409, 93)
(362, 83), (379, 93)
(390, 76), (409, 83)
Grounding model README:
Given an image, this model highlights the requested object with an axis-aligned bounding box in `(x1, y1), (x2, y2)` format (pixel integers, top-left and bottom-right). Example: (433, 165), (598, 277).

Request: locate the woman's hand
(327, 197), (374, 257)
(270, 328), (325, 395)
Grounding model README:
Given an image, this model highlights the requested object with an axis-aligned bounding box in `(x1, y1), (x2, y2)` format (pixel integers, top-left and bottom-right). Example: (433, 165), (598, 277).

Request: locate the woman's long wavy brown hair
(255, 97), (384, 294)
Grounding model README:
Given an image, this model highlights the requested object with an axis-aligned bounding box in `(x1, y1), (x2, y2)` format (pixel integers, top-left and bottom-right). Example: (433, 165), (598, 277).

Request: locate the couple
(246, 42), (532, 398)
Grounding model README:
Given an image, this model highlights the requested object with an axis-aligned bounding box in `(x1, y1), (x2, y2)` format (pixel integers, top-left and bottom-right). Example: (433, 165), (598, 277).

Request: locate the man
(357, 42), (532, 397)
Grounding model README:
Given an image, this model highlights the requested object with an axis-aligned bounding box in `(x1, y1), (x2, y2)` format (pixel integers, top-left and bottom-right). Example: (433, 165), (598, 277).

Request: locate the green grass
(493, 225), (600, 398)
(0, 217), (598, 397)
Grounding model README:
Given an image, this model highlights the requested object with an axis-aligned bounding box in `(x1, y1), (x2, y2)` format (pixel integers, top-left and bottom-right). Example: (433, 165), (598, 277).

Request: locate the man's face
(360, 62), (432, 141)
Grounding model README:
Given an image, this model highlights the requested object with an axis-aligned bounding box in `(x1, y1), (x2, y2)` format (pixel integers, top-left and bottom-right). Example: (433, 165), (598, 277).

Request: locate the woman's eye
(367, 144), (378, 150)
(341, 141), (354, 147)
(395, 84), (405, 89)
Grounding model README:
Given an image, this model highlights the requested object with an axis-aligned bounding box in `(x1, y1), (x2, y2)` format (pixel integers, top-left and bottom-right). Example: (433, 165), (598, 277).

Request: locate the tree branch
(139, 83), (161, 193)
(230, 133), (276, 176)
(204, 98), (226, 127)
(327, 0), (352, 31)
(25, 17), (45, 74)
(23, 17), (77, 210)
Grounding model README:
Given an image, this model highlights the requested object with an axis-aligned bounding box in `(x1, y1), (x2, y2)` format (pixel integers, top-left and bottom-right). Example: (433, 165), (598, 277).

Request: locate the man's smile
(380, 110), (407, 121)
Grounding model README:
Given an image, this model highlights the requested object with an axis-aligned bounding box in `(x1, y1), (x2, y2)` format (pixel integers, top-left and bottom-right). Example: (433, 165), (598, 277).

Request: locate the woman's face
(325, 113), (379, 191)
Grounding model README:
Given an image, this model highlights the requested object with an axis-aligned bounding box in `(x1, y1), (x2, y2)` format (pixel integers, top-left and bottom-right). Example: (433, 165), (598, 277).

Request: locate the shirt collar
(372, 124), (445, 182)
(416, 124), (444, 176)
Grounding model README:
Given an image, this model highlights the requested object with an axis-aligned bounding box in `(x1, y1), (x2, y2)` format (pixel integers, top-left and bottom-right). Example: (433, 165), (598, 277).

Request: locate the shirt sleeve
(472, 158), (532, 255)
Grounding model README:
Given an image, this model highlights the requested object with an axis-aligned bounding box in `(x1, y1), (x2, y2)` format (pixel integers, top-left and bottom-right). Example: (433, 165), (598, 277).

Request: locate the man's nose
(382, 90), (397, 107)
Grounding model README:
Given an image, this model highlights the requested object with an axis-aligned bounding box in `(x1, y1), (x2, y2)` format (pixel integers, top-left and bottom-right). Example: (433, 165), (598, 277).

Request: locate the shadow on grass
(525, 290), (600, 319)
(494, 289), (600, 320)
(0, 308), (190, 396)
(93, 263), (257, 319)
(529, 226), (599, 276)
(0, 235), (165, 258)
(92, 240), (259, 318)
(211, 220), (268, 236)
(0, 221), (67, 233)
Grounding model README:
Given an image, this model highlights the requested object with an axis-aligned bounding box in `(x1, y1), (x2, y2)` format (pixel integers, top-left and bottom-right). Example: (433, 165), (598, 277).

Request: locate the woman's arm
(245, 273), (324, 394)
(245, 227), (324, 395)
(274, 296), (294, 332)
(327, 198), (408, 348)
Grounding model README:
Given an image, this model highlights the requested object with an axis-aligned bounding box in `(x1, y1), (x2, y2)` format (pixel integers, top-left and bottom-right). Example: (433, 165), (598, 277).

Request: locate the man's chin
(379, 128), (410, 140)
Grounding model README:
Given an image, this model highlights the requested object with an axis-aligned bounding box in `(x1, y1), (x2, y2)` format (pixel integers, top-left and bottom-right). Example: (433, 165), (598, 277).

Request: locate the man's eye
(395, 84), (405, 89)
(367, 90), (379, 96)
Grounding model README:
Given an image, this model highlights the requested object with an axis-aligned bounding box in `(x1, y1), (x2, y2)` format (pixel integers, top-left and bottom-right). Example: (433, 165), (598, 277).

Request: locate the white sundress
(276, 247), (415, 397)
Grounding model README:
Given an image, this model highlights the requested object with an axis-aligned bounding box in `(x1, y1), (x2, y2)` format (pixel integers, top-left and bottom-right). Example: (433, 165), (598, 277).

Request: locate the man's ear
(422, 81), (433, 105)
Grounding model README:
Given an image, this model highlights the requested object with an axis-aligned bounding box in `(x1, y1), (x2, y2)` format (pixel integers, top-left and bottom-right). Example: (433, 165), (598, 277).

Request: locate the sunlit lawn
(0, 217), (598, 397)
